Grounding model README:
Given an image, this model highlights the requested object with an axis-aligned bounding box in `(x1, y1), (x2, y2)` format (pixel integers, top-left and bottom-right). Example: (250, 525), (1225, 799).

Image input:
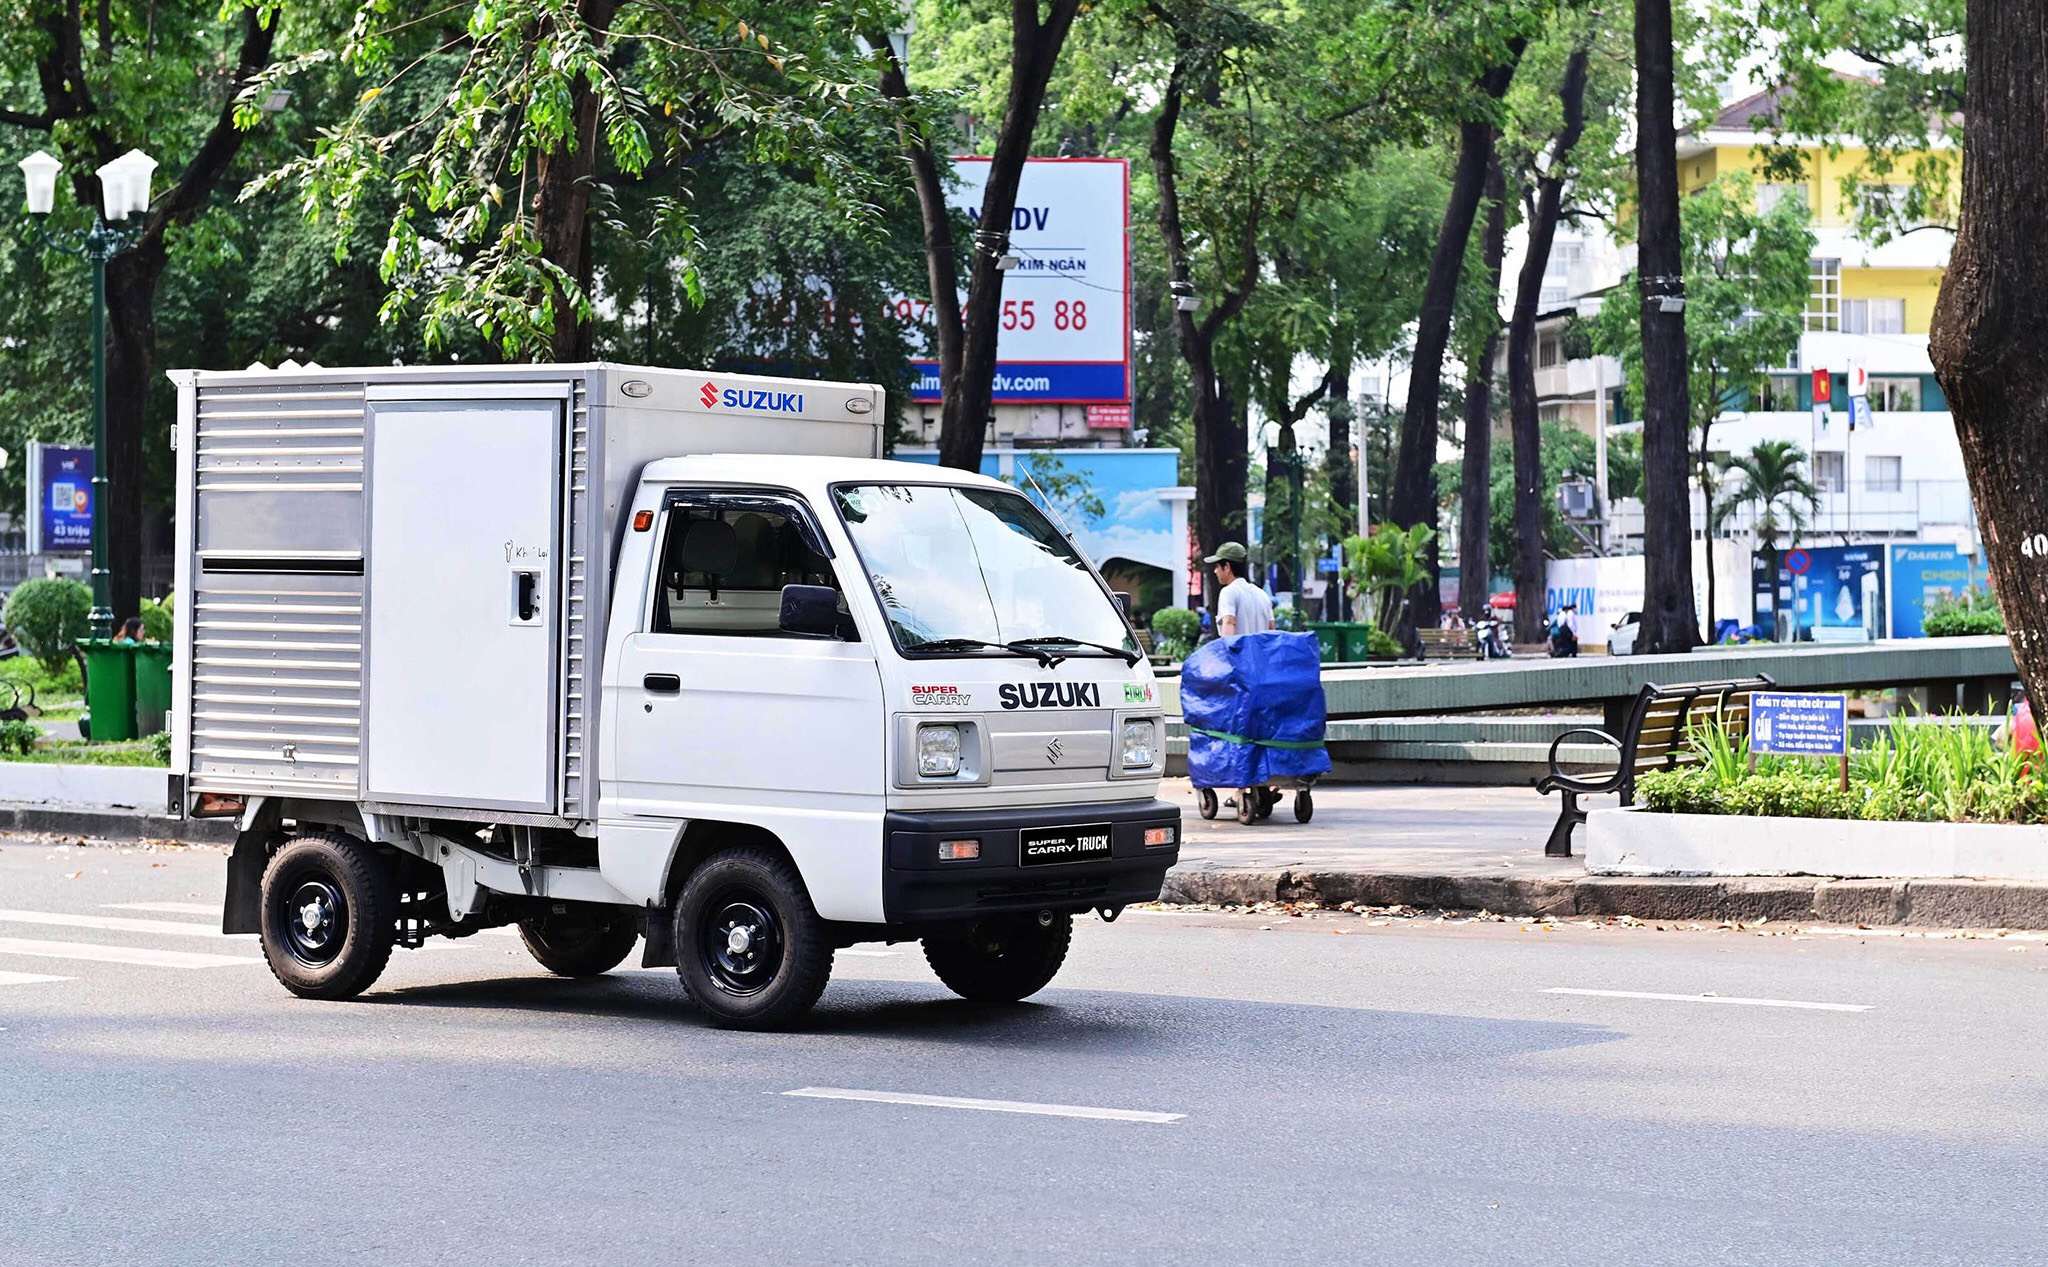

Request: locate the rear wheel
(1235, 790), (1258, 825)
(1293, 789), (1315, 823)
(674, 847), (833, 1030)
(258, 832), (397, 1001)
(518, 905), (641, 977)
(923, 914), (1073, 1003)
(1196, 788), (1219, 820)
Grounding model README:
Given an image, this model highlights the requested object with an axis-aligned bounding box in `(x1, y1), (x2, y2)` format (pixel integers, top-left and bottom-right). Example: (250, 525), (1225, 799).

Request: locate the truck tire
(673, 847), (833, 1030)
(258, 832), (397, 1001)
(922, 914), (1073, 1003)
(518, 907), (641, 977)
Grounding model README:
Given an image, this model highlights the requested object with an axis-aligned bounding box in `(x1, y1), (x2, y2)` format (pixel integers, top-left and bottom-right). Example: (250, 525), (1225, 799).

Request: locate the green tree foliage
(253, 2), (900, 358)
(1342, 522), (1435, 636)
(5, 578), (92, 673)
(1716, 439), (1816, 572)
(1593, 175), (1815, 456)
(1594, 174), (1812, 637)
(1705, 0), (1962, 242)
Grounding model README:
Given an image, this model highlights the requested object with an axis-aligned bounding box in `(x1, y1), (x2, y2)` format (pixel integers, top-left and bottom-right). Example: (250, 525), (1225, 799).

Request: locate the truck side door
(607, 490), (886, 913)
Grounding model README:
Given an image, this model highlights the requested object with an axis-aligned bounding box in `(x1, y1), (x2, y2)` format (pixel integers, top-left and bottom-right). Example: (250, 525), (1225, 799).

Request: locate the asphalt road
(4, 835), (2047, 1266)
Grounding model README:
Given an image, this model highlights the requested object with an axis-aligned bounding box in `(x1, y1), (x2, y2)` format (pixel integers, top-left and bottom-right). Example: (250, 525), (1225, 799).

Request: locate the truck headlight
(1120, 718), (1158, 770)
(917, 724), (963, 777)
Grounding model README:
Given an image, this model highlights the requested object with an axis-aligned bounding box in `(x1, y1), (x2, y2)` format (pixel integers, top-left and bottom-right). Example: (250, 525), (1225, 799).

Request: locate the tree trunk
(1632, 0), (1698, 654)
(881, 0), (1082, 472)
(1459, 156), (1508, 623)
(1389, 51), (1522, 641)
(1508, 46), (1591, 645)
(1931, 3), (2048, 703)
(535, 0), (619, 362)
(1153, 53), (1258, 606)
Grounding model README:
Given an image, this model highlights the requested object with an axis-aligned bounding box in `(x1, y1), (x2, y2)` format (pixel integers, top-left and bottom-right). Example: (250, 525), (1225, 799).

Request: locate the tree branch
(143, 6), (279, 242)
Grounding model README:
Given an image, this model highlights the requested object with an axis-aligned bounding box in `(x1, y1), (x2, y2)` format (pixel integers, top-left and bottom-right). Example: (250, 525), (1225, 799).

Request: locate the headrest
(680, 518), (739, 576)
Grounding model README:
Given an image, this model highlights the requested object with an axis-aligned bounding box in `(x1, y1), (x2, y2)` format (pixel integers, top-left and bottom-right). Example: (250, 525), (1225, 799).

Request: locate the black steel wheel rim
(278, 877), (348, 968)
(702, 895), (784, 996)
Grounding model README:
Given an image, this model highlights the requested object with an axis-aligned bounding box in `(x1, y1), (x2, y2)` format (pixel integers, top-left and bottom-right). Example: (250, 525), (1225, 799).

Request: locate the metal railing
(1607, 479), (1977, 544)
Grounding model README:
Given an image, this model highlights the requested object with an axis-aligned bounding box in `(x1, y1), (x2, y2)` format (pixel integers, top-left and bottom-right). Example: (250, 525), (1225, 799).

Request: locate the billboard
(1753, 544), (1885, 642)
(908, 157), (1130, 406)
(1887, 542), (1989, 638)
(26, 443), (93, 555)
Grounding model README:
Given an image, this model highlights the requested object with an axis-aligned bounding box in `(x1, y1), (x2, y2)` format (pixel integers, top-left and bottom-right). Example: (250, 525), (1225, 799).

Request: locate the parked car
(1607, 611), (1641, 656)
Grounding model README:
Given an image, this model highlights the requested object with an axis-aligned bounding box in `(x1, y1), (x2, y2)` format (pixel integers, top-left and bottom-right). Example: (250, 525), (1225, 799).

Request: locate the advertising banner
(27, 443), (93, 555)
(909, 157), (1130, 406)
(1753, 544), (1885, 641)
(1887, 542), (1989, 638)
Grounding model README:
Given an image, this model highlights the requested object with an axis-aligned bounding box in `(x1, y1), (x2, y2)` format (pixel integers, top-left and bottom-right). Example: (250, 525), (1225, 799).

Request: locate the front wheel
(518, 905), (641, 977)
(258, 832), (397, 1001)
(674, 847), (833, 1030)
(923, 914), (1073, 1003)
(1197, 788), (1219, 820)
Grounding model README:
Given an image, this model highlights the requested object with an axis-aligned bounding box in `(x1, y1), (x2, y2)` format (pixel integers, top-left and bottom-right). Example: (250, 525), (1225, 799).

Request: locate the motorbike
(1473, 616), (1513, 660)
(1547, 606), (1581, 658)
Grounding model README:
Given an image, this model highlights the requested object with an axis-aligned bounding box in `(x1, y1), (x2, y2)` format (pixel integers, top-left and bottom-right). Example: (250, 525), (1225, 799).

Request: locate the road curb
(1160, 867), (2048, 929)
(0, 803), (233, 845)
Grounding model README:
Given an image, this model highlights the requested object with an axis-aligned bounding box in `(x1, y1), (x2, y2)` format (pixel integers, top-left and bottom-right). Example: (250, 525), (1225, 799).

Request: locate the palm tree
(1717, 440), (1818, 635)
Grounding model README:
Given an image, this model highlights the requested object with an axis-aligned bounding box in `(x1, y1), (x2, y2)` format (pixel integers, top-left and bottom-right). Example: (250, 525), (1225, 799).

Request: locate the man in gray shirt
(1205, 541), (1274, 636)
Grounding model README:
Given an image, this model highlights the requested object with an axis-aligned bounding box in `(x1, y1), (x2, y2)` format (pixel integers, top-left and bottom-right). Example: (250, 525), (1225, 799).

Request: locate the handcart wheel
(1252, 790), (1275, 822)
(1235, 790), (1258, 825)
(1197, 788), (1219, 820)
(1293, 789), (1314, 823)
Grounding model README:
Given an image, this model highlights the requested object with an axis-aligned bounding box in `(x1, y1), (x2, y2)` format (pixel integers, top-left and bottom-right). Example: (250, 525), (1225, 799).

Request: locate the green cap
(1203, 541), (1248, 565)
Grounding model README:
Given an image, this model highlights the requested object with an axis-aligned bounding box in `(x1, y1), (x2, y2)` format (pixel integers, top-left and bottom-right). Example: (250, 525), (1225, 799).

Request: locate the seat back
(1621, 675), (1772, 779)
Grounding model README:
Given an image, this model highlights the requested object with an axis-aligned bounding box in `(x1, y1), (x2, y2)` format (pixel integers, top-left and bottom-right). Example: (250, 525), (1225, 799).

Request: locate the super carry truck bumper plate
(881, 799), (1180, 923)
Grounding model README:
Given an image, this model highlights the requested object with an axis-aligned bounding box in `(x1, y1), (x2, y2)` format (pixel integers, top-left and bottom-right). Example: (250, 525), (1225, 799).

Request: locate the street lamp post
(17, 147), (156, 640)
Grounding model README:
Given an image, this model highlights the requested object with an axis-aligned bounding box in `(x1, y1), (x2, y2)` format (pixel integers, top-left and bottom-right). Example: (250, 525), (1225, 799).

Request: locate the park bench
(1417, 627), (1484, 660)
(1534, 673), (1774, 856)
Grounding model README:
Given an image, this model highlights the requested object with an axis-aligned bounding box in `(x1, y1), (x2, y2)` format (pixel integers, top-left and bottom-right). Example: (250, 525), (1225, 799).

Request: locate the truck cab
(175, 364), (1178, 1028)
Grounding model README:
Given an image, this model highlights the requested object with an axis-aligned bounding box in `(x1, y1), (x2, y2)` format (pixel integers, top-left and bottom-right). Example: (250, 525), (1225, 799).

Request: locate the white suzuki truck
(167, 362), (1179, 1028)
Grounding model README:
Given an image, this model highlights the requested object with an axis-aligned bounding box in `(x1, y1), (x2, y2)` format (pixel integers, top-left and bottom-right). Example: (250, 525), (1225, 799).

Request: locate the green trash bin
(1302, 622), (1342, 663)
(1336, 623), (1382, 662)
(79, 640), (139, 742)
(133, 644), (172, 737)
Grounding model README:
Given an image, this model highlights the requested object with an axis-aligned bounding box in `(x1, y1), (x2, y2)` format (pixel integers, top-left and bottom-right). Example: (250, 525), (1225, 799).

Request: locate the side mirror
(780, 584), (851, 639)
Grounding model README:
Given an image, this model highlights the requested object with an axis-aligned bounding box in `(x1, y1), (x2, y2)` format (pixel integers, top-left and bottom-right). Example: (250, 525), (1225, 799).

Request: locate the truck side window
(652, 499), (847, 637)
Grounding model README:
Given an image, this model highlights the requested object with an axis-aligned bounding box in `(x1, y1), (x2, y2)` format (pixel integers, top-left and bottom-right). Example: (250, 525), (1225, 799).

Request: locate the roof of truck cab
(637, 454), (1011, 492)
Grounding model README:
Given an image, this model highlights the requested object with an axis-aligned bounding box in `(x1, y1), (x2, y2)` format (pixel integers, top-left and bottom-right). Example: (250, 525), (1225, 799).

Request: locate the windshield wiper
(907, 636), (1059, 668)
(1008, 635), (1142, 667)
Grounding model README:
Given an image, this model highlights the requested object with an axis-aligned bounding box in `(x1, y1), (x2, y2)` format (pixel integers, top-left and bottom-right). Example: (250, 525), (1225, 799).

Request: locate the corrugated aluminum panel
(560, 380), (591, 819)
(186, 572), (363, 794)
(187, 382), (367, 795)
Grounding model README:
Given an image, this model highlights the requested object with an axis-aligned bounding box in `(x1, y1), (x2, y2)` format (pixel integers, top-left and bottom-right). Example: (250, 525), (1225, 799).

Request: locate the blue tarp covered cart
(1181, 631), (1331, 824)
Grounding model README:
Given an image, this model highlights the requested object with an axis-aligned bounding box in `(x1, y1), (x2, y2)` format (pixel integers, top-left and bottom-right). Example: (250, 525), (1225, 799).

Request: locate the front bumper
(882, 798), (1181, 924)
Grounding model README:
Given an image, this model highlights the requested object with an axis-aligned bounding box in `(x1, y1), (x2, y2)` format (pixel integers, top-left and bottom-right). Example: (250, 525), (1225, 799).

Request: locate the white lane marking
(0, 937), (258, 969)
(0, 970), (70, 987)
(782, 1087), (1183, 1124)
(0, 909), (223, 938)
(1542, 987), (1872, 1013)
(104, 902), (217, 916)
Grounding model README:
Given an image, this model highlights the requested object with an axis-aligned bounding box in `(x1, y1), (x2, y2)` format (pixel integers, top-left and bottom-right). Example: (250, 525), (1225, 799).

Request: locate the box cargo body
(168, 363), (881, 825)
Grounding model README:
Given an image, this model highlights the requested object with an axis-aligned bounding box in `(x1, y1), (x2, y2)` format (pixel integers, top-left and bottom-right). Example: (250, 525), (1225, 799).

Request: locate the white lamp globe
(114, 149), (157, 216)
(94, 153), (131, 220)
(18, 150), (60, 215)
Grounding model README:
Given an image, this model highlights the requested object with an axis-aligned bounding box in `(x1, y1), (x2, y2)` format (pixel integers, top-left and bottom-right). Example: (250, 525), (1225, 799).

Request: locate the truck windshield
(832, 483), (1136, 658)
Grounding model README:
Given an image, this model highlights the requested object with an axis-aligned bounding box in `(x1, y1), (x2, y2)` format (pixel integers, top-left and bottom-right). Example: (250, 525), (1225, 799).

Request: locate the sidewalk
(1161, 778), (2048, 929)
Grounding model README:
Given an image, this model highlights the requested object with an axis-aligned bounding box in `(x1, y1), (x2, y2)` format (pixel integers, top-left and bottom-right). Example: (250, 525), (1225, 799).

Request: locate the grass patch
(0, 655), (83, 700)
(1638, 715), (2048, 825)
(0, 737), (167, 767)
